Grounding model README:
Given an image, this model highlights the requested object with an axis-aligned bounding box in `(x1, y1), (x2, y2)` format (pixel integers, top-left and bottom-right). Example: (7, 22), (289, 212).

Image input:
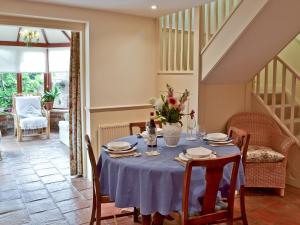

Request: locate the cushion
(246, 145), (285, 163)
(19, 117), (48, 129)
(15, 96), (42, 118)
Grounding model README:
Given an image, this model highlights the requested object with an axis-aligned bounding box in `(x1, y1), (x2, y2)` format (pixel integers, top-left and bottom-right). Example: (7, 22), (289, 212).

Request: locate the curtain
(69, 32), (82, 176)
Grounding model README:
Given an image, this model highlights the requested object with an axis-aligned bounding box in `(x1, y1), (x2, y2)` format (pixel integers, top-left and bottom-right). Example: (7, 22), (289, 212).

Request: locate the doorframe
(0, 14), (91, 178)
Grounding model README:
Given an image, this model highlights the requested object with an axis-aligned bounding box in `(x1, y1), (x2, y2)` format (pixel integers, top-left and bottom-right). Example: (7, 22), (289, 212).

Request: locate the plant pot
(44, 102), (54, 110)
(163, 122), (182, 147)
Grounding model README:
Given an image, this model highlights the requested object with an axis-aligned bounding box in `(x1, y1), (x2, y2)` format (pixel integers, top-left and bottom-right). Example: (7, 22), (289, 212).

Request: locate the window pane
(0, 73), (17, 112)
(22, 73), (44, 95)
(52, 72), (69, 109)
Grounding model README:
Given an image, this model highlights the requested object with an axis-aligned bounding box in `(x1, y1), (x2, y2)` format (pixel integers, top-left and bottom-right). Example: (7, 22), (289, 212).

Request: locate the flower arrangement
(150, 84), (194, 126)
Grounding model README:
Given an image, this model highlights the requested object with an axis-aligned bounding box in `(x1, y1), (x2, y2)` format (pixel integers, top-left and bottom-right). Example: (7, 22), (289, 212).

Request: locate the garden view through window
(0, 46), (70, 113)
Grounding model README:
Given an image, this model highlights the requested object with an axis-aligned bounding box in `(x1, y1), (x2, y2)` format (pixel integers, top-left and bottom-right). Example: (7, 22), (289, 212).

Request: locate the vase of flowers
(150, 84), (192, 147)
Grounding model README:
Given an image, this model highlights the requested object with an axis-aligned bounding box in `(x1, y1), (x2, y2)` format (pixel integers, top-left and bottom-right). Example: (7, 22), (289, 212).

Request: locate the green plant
(0, 73), (17, 112)
(42, 86), (60, 103)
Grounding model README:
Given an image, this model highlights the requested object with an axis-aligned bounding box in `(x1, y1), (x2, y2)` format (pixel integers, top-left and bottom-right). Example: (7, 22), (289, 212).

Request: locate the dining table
(97, 133), (244, 224)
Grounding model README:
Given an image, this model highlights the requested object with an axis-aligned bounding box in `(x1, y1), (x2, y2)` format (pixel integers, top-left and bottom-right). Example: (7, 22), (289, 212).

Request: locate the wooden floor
(0, 134), (300, 225)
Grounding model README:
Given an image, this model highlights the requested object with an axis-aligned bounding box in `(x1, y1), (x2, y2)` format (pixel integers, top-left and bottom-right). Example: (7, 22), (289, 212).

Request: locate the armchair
(227, 112), (296, 196)
(13, 95), (50, 141)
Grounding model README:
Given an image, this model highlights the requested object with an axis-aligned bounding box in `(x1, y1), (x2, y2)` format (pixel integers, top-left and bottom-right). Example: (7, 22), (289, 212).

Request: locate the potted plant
(42, 86), (60, 110)
(150, 84), (193, 147)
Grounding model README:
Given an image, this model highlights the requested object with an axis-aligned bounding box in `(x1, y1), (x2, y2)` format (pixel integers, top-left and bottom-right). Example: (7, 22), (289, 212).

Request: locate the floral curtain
(69, 32), (82, 176)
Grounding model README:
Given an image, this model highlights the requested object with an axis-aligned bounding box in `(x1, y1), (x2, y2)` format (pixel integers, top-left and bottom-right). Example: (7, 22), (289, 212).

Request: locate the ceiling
(24, 0), (207, 17)
(0, 25), (71, 44)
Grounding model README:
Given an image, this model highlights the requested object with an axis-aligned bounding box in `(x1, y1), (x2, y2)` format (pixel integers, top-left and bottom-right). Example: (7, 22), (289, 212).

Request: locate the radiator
(97, 123), (130, 155)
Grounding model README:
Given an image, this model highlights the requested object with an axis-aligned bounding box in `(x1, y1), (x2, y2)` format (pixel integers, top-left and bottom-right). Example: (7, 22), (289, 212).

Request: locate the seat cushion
(246, 145), (285, 163)
(15, 96), (42, 118)
(19, 117), (48, 129)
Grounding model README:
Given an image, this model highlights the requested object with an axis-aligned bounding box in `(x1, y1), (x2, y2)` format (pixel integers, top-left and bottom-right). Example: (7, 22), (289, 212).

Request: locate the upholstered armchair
(227, 112), (296, 196)
(13, 95), (50, 141)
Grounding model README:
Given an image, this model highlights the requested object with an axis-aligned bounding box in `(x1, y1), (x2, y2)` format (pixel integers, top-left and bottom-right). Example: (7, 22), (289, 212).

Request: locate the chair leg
(90, 191), (96, 225)
(240, 185), (248, 225)
(133, 207), (139, 223)
(96, 202), (101, 225)
(277, 188), (285, 197)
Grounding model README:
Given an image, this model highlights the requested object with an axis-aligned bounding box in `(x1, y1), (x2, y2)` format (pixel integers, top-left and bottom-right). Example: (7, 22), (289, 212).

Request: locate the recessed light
(151, 5), (158, 10)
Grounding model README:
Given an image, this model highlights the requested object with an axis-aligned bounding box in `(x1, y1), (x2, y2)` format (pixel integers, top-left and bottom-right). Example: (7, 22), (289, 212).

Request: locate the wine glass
(186, 117), (197, 140)
(197, 123), (206, 141)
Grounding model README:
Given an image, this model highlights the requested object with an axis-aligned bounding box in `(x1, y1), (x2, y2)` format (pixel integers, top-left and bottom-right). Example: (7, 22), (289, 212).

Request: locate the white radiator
(97, 123), (130, 155)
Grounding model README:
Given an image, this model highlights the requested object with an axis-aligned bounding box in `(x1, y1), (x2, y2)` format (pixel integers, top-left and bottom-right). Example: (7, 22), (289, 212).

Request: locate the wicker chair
(13, 95), (50, 141)
(227, 112), (296, 196)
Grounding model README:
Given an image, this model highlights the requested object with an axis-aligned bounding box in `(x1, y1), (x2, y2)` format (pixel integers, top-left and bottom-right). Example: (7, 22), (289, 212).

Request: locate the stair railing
(200, 0), (243, 52)
(252, 56), (300, 145)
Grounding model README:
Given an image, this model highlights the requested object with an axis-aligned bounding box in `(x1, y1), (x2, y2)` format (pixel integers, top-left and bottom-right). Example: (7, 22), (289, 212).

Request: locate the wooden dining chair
(228, 126), (250, 225)
(84, 135), (139, 225)
(129, 121), (162, 135)
(182, 154), (241, 225)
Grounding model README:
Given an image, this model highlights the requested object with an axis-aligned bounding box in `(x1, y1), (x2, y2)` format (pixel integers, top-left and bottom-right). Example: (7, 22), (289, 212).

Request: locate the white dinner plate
(186, 147), (212, 158)
(205, 133), (228, 141)
(104, 147), (137, 154)
(179, 152), (216, 161)
(107, 141), (131, 151)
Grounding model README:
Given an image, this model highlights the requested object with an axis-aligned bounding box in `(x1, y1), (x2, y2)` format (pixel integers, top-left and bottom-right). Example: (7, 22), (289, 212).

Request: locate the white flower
(154, 98), (163, 111)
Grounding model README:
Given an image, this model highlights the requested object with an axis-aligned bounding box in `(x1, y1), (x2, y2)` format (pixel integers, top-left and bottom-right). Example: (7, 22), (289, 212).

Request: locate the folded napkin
(109, 152), (136, 158)
(174, 157), (186, 166)
(208, 143), (235, 147)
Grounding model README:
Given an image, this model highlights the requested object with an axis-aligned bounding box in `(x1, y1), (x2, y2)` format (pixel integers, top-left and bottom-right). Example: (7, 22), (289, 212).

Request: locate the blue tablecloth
(97, 134), (244, 215)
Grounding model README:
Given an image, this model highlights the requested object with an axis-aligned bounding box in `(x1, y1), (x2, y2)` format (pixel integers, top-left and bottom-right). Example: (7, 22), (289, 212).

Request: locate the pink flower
(168, 97), (177, 105)
(190, 110), (195, 119)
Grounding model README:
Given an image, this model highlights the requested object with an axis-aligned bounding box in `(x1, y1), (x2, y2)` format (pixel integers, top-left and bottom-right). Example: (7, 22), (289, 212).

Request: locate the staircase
(252, 56), (300, 146)
(201, 0), (300, 84)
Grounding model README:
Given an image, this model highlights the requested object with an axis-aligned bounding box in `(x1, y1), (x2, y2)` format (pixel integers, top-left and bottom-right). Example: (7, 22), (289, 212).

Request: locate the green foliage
(42, 86), (60, 103)
(0, 73), (44, 111)
(22, 73), (43, 94)
(0, 73), (17, 111)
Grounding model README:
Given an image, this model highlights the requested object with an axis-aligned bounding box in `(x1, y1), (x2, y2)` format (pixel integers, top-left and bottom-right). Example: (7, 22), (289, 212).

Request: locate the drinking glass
(186, 117), (197, 140)
(197, 123), (206, 140)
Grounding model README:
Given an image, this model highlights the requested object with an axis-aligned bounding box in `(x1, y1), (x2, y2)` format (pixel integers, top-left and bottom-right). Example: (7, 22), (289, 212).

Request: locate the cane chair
(129, 121), (162, 135)
(227, 112), (296, 196)
(84, 135), (139, 225)
(181, 155), (241, 225)
(13, 94), (50, 141)
(228, 126), (250, 225)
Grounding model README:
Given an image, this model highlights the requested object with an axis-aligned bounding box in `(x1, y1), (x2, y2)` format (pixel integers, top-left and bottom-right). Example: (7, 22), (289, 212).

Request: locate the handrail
(252, 56), (300, 144)
(275, 56), (300, 80)
(201, 0), (244, 54)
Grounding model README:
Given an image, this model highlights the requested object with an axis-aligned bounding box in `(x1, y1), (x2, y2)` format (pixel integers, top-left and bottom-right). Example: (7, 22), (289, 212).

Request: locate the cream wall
(0, 0), (157, 177)
(199, 83), (252, 132)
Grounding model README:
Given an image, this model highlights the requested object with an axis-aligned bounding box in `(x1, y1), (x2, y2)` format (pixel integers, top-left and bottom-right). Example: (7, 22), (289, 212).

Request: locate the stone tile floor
(0, 133), (300, 225)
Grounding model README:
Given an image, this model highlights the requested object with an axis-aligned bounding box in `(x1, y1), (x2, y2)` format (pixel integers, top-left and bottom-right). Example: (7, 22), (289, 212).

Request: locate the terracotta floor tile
(29, 208), (64, 225)
(0, 199), (25, 214)
(46, 181), (72, 193)
(16, 174), (40, 184)
(25, 198), (57, 214)
(80, 188), (93, 200)
(0, 209), (30, 225)
(64, 207), (92, 225)
(36, 168), (60, 177)
(33, 162), (54, 170)
(0, 181), (18, 191)
(56, 196), (90, 213)
(22, 189), (49, 203)
(0, 189), (21, 201)
(14, 168), (36, 176)
(51, 188), (81, 202)
(41, 174), (66, 184)
(71, 178), (92, 191)
(21, 181), (45, 192)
